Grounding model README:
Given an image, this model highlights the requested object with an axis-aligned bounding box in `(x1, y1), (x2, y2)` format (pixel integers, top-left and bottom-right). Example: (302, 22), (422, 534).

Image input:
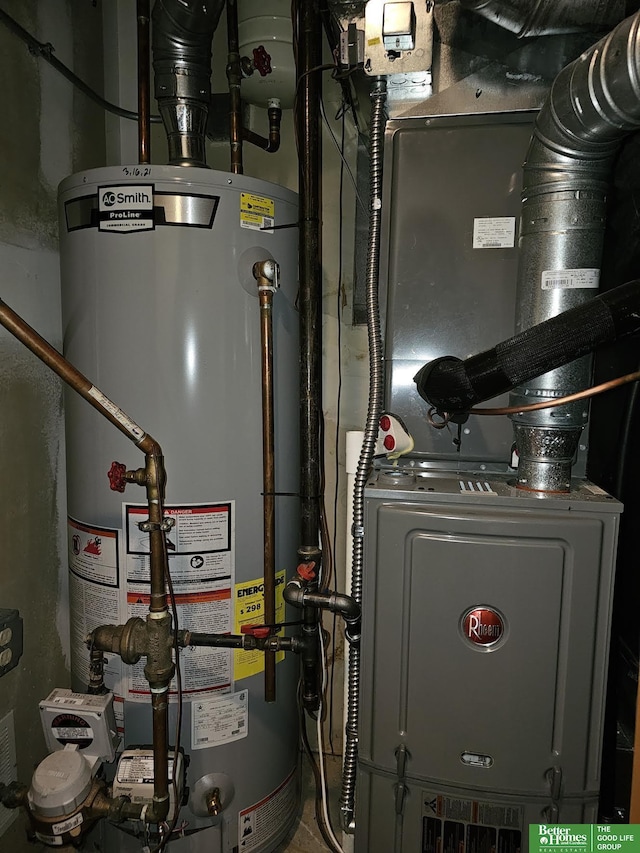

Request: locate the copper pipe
(255, 263), (277, 701)
(243, 104), (282, 153)
(226, 0), (243, 173)
(151, 689), (170, 817)
(0, 298), (159, 451)
(469, 370), (640, 416)
(137, 0), (151, 164)
(0, 297), (171, 823)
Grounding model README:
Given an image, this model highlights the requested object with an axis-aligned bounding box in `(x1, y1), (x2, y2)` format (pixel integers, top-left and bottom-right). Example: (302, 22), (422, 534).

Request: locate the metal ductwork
(152, 0), (225, 166)
(508, 10), (640, 492)
(457, 0), (625, 38)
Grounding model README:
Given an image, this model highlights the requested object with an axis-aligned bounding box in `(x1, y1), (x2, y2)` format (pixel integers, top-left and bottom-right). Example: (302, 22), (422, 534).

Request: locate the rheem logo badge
(460, 606), (506, 651)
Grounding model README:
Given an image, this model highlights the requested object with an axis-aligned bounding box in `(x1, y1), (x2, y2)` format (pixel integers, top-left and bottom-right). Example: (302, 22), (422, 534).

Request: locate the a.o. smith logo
(101, 189), (151, 208)
(98, 184), (154, 233)
(460, 605), (505, 650)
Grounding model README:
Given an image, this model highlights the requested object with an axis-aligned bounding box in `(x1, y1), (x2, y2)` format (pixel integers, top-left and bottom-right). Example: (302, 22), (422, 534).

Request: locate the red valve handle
(253, 45), (272, 77)
(296, 561), (316, 581)
(108, 461), (127, 493)
(241, 625), (271, 639)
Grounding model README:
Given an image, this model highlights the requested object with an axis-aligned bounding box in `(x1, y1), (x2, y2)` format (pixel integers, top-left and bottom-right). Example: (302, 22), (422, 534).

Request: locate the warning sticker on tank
(421, 789), (523, 853)
(240, 192), (275, 233)
(192, 688), (248, 749)
(234, 571), (286, 681)
(472, 217), (516, 249)
(68, 518), (122, 695)
(98, 184), (154, 233)
(541, 268), (600, 290)
(238, 767), (298, 850)
(123, 502), (235, 702)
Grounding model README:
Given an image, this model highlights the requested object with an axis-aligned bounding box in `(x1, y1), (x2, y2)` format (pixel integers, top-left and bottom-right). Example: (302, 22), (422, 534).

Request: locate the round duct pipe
(457, 0), (625, 38)
(508, 9), (640, 492)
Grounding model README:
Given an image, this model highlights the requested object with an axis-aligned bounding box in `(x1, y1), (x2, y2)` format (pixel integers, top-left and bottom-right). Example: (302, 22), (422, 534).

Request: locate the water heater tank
(58, 166), (300, 853)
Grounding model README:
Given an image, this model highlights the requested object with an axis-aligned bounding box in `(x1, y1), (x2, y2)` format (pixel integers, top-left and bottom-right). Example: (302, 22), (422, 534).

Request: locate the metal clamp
(138, 517), (176, 533)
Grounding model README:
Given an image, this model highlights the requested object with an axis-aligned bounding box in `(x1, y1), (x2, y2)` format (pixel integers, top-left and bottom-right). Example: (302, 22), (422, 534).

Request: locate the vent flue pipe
(507, 10), (640, 492)
(457, 0), (624, 38)
(152, 0), (225, 166)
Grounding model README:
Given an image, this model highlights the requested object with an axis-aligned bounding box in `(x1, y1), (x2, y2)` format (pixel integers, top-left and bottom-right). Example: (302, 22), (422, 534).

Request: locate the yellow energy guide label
(240, 192), (274, 233)
(234, 571), (285, 680)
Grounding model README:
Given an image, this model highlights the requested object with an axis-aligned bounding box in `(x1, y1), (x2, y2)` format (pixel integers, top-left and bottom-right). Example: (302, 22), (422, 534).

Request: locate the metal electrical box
(357, 471), (621, 853)
(381, 113), (536, 465)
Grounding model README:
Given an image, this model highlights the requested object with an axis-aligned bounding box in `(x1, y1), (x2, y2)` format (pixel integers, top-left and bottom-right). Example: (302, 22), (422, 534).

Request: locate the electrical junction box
(39, 689), (119, 763)
(0, 609), (23, 677)
(113, 749), (184, 821)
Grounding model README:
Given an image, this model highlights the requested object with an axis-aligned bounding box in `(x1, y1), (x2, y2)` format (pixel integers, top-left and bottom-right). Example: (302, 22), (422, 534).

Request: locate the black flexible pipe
(414, 279), (640, 414)
(296, 0), (323, 714)
(0, 7), (162, 123)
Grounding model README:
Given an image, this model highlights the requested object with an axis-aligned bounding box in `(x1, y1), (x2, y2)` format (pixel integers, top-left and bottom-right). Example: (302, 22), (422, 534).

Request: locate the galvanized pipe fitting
(152, 0), (225, 166)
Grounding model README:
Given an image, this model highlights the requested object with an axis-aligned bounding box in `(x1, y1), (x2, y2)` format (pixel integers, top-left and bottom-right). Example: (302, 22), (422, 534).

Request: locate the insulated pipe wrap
(415, 279), (640, 413)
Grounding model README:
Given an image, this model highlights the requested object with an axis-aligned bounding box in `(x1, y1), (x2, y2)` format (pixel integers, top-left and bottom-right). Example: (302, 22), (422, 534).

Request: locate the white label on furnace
(87, 387), (145, 440)
(541, 268), (600, 290)
(472, 217), (516, 249)
(192, 690), (248, 750)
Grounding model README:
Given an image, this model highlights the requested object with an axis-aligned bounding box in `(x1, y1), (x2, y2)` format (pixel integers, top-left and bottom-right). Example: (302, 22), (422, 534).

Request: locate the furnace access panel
(356, 471), (621, 853)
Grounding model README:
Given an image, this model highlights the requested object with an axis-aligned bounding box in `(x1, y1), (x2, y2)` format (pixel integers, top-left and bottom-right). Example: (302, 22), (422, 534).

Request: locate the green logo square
(530, 825), (640, 853)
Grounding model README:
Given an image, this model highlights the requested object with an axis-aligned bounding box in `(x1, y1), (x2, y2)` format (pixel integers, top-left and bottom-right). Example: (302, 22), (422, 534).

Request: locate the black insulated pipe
(296, 0), (323, 714)
(414, 279), (640, 414)
(152, 0), (225, 166)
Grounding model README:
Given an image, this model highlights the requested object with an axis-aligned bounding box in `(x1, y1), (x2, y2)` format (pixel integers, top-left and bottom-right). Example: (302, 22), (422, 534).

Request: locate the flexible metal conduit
(339, 78), (387, 833)
(508, 10), (640, 492)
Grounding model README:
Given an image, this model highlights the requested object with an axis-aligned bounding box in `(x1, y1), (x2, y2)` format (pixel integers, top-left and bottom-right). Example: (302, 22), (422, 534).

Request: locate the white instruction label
(472, 217), (516, 249)
(192, 689), (248, 750)
(87, 386), (144, 440)
(124, 501), (235, 702)
(541, 268), (600, 290)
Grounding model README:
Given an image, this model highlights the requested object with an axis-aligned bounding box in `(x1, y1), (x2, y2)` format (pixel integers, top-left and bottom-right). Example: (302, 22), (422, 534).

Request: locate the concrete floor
(276, 754), (343, 853)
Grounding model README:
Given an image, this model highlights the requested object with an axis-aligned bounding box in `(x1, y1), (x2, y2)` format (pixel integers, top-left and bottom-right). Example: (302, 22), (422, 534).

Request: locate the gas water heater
(58, 166), (300, 853)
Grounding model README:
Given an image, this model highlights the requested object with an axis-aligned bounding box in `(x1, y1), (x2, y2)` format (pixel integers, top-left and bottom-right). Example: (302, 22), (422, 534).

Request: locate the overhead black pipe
(296, 0), (323, 713)
(414, 279), (640, 414)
